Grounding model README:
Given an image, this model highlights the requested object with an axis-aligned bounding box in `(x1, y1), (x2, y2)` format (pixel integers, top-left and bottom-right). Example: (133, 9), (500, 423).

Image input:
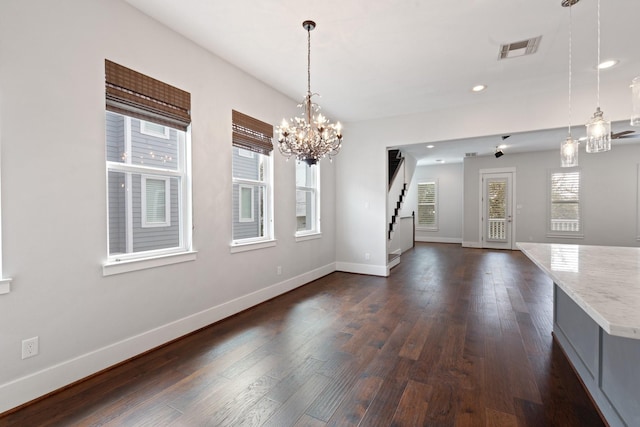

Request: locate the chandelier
(277, 20), (343, 166)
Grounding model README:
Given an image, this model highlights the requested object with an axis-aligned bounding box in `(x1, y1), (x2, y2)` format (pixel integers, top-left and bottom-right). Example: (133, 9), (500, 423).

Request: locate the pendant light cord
(596, 0), (601, 108)
(568, 4), (573, 136)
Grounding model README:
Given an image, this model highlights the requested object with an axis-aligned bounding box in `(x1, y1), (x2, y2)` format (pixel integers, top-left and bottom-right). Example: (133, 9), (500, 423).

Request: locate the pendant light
(585, 0), (611, 153)
(561, 0), (579, 167)
(631, 76), (640, 126)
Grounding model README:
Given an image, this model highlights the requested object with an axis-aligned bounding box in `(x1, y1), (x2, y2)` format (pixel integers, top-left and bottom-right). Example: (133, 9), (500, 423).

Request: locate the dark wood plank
(0, 243), (606, 427)
(325, 375), (384, 426)
(390, 380), (433, 426)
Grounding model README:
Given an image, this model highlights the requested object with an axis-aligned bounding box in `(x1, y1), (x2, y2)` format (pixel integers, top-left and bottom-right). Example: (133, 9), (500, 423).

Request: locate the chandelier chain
(307, 26), (311, 96)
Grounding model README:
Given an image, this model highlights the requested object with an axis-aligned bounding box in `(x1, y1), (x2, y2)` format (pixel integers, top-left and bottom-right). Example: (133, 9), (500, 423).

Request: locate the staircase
(387, 149), (414, 270)
(388, 149), (403, 188)
(388, 149), (406, 241)
(388, 182), (407, 240)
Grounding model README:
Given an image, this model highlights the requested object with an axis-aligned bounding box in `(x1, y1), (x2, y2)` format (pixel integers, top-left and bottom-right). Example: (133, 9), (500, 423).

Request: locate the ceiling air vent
(499, 36), (542, 60)
(465, 152), (477, 157)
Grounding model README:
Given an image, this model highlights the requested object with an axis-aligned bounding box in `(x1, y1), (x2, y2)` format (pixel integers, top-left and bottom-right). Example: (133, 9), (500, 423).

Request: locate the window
(549, 170), (582, 236)
(141, 176), (170, 227)
(104, 60), (193, 272)
(296, 162), (320, 236)
(231, 110), (274, 248)
(140, 121), (170, 139)
(417, 181), (438, 230)
(238, 185), (255, 222)
(238, 148), (255, 159)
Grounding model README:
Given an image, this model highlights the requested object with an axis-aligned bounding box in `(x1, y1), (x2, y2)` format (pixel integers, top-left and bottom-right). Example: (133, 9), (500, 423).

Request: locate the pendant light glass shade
(631, 76), (640, 126)
(561, 137), (579, 167)
(585, 107), (611, 153)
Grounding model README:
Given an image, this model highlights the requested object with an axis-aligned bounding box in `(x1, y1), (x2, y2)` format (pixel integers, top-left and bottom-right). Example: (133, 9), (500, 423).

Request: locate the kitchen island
(518, 242), (640, 427)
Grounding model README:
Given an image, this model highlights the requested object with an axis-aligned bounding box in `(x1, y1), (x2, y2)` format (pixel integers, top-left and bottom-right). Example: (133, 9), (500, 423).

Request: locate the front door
(482, 172), (514, 250)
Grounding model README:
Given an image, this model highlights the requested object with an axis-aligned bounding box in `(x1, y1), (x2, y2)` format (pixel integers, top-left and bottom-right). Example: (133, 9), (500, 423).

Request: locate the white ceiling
(124, 0), (640, 165)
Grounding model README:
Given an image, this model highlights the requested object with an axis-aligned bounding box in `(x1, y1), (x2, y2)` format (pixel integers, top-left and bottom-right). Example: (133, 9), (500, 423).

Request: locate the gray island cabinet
(518, 242), (640, 427)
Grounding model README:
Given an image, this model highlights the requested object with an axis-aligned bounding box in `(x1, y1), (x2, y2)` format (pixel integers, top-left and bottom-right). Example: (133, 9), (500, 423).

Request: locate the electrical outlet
(22, 337), (39, 359)
(277, 266), (282, 275)
(365, 252), (370, 261)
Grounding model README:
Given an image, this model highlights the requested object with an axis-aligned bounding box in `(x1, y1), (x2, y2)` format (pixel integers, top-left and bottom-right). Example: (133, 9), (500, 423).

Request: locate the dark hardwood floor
(0, 243), (605, 427)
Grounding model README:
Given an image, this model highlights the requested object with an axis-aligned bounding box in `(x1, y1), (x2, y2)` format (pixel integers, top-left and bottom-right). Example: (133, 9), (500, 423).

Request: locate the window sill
(0, 278), (12, 295)
(546, 233), (584, 239)
(103, 251), (197, 276)
(230, 239), (277, 253)
(416, 227), (439, 232)
(295, 232), (322, 242)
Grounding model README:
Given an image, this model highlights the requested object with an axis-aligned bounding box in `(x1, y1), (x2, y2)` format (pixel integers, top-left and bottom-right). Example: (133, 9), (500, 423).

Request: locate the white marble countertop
(517, 242), (640, 339)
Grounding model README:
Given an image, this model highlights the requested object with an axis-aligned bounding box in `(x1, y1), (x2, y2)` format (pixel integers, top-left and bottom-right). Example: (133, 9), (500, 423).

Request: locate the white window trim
(295, 232), (322, 242)
(295, 164), (321, 237)
(417, 180), (439, 231)
(0, 143), (12, 294)
(140, 120), (170, 139)
(238, 148), (255, 158)
(238, 184), (255, 223)
(295, 186), (319, 235)
(103, 250), (197, 276)
(141, 175), (171, 228)
(229, 238), (277, 253)
(637, 164), (640, 241)
(104, 115), (193, 272)
(547, 168), (584, 239)
(0, 279), (10, 295)
(231, 151), (274, 249)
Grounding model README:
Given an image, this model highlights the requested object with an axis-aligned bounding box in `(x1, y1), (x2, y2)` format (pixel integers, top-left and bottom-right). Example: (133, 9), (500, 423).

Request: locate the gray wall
(0, 0), (337, 412)
(463, 144), (640, 247)
(405, 162), (463, 243)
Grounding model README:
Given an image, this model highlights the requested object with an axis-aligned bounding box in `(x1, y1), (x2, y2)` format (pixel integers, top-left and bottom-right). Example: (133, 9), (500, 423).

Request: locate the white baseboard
(387, 256), (401, 271)
(0, 263), (336, 414)
(462, 241), (482, 248)
(415, 237), (462, 244)
(335, 261), (389, 277)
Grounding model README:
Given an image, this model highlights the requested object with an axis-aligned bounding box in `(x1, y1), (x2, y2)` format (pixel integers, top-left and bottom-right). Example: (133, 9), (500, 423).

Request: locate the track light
(495, 146), (504, 158)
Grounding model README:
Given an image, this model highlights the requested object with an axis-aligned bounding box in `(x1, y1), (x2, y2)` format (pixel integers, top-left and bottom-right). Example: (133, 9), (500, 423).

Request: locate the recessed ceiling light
(426, 144), (435, 149)
(436, 159), (445, 163)
(498, 144), (507, 149)
(578, 136), (587, 141)
(598, 59), (618, 69)
(472, 85), (487, 92)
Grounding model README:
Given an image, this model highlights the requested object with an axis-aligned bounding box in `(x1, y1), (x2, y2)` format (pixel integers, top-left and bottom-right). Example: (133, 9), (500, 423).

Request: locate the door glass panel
(487, 180), (507, 241)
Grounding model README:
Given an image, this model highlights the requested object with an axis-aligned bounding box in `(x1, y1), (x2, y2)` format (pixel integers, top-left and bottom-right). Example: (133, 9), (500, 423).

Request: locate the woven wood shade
(105, 59), (191, 131)
(232, 110), (273, 155)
